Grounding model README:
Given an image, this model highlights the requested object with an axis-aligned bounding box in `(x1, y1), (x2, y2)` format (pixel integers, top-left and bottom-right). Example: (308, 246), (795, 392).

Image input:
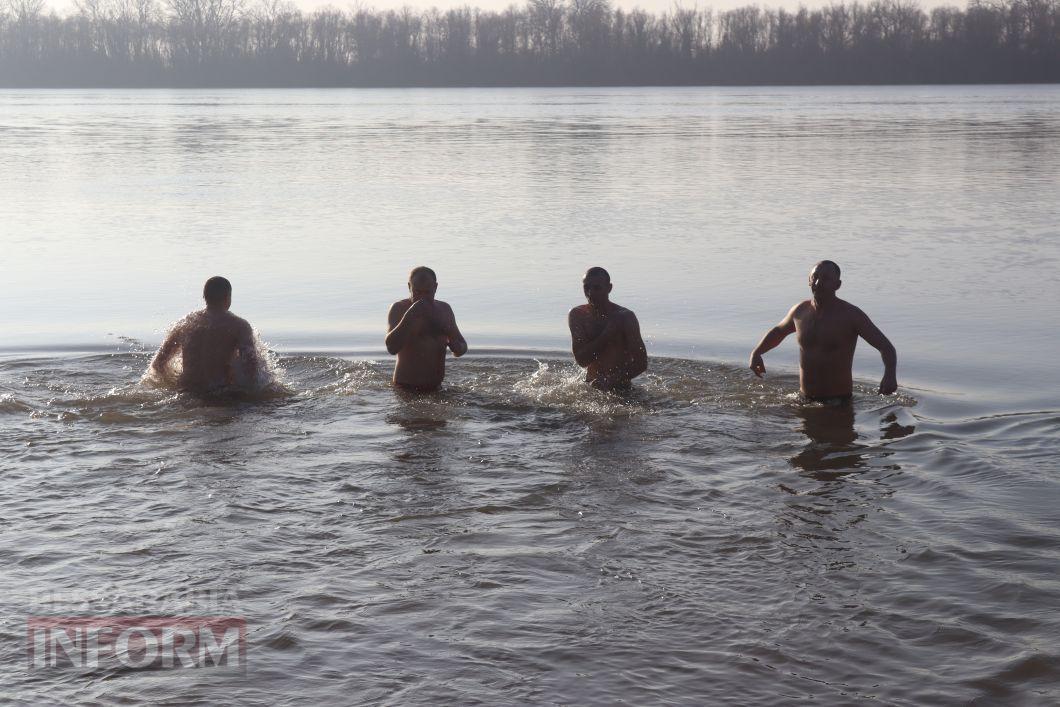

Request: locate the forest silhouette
(1, 0), (1057, 86)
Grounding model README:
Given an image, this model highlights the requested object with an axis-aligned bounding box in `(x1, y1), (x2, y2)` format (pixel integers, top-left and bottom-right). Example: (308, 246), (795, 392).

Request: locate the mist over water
(1, 86), (1059, 703)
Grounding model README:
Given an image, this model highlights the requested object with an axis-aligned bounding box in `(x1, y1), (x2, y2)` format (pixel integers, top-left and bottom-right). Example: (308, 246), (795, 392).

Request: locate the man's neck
(812, 294), (837, 309)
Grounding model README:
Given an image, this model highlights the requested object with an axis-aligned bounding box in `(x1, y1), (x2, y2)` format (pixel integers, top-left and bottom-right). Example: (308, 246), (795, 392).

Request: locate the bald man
(385, 266), (467, 392)
(749, 260), (898, 403)
(150, 276), (261, 395)
(568, 267), (648, 391)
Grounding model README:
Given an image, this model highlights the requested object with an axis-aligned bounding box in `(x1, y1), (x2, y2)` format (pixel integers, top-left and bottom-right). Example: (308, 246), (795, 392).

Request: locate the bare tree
(165, 0), (245, 64)
(527, 0), (562, 57)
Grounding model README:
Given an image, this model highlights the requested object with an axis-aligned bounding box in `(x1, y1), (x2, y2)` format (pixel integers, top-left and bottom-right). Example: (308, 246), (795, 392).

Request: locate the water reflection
(880, 410), (916, 441)
(789, 402), (861, 475)
(775, 405), (910, 575)
(789, 402), (915, 477)
(384, 390), (463, 479)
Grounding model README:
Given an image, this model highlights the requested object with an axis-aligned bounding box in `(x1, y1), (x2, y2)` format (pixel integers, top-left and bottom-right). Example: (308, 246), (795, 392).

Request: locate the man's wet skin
(750, 260), (898, 398)
(385, 269), (467, 392)
(150, 279), (260, 396)
(568, 268), (648, 391)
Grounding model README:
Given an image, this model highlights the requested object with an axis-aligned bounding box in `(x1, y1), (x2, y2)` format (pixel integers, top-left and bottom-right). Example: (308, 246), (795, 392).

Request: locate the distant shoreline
(2, 0), (1056, 88)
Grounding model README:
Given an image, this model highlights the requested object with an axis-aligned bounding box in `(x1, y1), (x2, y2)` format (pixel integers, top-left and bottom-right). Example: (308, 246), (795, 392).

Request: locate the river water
(1, 87), (1058, 704)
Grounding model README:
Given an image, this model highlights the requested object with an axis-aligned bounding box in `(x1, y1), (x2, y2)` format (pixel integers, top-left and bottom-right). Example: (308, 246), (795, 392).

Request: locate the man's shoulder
(175, 310), (207, 332)
(604, 304), (636, 326)
(389, 298), (413, 311)
(835, 298), (864, 317)
(569, 304), (592, 318)
(222, 312), (252, 329)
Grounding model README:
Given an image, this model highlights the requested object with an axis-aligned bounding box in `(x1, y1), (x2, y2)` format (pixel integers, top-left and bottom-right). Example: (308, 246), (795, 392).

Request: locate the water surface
(1, 87), (1058, 704)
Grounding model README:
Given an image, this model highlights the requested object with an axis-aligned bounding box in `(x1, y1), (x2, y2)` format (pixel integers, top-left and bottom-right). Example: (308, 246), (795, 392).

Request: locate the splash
(510, 359), (645, 417)
(0, 392), (33, 414)
(139, 318), (290, 401)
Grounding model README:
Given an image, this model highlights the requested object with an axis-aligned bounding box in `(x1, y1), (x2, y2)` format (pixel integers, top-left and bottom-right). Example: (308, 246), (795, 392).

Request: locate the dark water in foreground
(1, 349), (1057, 704)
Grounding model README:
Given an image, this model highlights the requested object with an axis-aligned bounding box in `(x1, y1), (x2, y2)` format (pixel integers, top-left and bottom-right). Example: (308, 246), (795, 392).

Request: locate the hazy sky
(284, 0), (957, 12)
(45, 0), (961, 16)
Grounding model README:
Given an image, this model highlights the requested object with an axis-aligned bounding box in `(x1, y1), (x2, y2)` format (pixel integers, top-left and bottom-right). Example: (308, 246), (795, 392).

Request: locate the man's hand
(879, 372), (897, 395)
(750, 311), (797, 379)
(386, 300), (432, 355)
(750, 352), (766, 378)
(406, 300), (443, 335)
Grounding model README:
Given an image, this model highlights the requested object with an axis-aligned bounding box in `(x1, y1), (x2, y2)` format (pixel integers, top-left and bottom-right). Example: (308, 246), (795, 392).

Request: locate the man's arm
(385, 301), (424, 355)
(622, 311), (648, 379)
(854, 308), (898, 394)
(441, 303), (468, 357)
(569, 308), (619, 368)
(150, 324), (183, 373)
(749, 303), (800, 377)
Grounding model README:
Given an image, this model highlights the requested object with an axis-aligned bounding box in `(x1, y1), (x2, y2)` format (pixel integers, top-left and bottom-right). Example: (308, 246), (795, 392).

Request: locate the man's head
(582, 266), (612, 308)
(203, 276), (232, 310)
(809, 260), (841, 299)
(408, 266), (438, 303)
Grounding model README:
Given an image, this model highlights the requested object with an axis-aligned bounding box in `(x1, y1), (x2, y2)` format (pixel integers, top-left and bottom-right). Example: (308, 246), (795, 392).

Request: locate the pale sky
(293, 0), (959, 12)
(46, 0), (961, 17)
(291, 0), (954, 10)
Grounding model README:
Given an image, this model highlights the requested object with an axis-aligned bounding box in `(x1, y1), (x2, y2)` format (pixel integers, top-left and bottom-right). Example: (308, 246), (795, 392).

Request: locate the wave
(0, 392), (33, 414)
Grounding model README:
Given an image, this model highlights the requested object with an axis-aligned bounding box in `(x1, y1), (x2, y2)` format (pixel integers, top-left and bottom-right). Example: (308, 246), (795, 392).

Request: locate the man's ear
(835, 279), (842, 291)
(607, 283), (614, 294)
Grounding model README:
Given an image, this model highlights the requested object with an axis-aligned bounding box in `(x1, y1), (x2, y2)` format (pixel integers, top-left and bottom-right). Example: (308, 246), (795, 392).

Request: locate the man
(749, 260), (897, 402)
(385, 266), (467, 391)
(150, 276), (261, 395)
(568, 267), (648, 391)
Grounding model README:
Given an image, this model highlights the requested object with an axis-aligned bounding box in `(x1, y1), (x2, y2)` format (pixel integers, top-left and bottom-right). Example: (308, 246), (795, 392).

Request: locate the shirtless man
(749, 260), (897, 402)
(568, 267), (648, 391)
(385, 266), (467, 392)
(150, 276), (261, 395)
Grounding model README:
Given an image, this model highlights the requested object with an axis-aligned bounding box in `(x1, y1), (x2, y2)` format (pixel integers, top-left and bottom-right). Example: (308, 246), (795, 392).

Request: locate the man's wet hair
(818, 260), (841, 279)
(584, 266), (611, 282)
(203, 276), (232, 305)
(409, 266), (437, 283)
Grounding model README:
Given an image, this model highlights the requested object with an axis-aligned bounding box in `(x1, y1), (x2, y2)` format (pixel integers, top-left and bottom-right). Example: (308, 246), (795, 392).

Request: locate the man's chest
(582, 313), (622, 342)
(796, 314), (854, 350)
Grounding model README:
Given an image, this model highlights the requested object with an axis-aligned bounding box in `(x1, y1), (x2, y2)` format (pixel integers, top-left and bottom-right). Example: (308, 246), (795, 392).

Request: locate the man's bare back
(569, 268), (648, 391)
(750, 261), (897, 399)
(385, 267), (467, 392)
(150, 277), (260, 395)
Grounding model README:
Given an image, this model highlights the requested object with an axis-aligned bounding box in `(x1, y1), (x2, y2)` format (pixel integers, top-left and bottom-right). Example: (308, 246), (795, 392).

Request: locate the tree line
(1, 0), (1057, 86)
